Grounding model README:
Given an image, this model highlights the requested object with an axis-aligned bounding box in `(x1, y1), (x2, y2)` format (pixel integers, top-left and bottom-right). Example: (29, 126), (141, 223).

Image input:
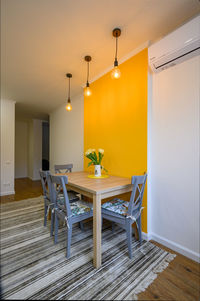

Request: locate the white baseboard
(0, 190), (15, 196)
(28, 176), (40, 181)
(149, 232), (200, 263)
(142, 232), (149, 241)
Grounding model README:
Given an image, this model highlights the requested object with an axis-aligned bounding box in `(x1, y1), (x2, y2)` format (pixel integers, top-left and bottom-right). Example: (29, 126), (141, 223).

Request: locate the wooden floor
(0, 178), (42, 204)
(1, 178), (199, 301)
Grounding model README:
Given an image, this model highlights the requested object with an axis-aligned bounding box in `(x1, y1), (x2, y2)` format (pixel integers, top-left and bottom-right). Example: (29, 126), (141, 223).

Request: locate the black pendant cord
(68, 77), (70, 100)
(114, 35), (119, 67)
(87, 62), (89, 85)
(115, 35), (118, 61)
(84, 56), (92, 87)
(112, 28), (121, 68)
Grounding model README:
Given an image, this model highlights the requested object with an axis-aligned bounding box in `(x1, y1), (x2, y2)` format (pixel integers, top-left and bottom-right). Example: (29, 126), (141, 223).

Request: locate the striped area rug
(0, 196), (176, 300)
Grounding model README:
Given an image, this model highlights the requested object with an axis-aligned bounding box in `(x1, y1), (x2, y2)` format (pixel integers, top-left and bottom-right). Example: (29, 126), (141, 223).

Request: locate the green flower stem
(85, 150), (107, 172)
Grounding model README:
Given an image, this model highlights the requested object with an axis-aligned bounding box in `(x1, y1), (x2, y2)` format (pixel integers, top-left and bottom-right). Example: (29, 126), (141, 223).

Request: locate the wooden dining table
(58, 171), (132, 269)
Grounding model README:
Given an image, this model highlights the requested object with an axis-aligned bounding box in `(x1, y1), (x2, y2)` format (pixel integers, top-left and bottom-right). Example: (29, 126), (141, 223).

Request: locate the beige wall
(0, 99), (15, 195)
(50, 94), (84, 172)
(28, 119), (42, 180)
(14, 118), (42, 181)
(15, 120), (28, 178)
(28, 120), (34, 179)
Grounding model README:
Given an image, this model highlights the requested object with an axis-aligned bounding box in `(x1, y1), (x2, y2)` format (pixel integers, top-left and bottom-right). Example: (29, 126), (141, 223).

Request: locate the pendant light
(111, 28), (121, 79)
(84, 55), (92, 96)
(66, 73), (72, 111)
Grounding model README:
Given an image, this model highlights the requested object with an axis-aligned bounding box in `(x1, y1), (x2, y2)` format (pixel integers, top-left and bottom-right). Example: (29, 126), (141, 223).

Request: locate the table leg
(93, 194), (102, 269)
(48, 209), (51, 220)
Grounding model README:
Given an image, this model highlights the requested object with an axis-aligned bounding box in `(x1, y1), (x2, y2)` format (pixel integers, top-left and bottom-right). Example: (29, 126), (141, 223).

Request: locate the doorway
(42, 122), (49, 170)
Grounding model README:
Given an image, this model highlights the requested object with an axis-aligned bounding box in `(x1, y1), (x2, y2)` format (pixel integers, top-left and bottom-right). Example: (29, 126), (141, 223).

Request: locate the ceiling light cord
(111, 28), (121, 79)
(65, 73), (72, 111)
(84, 56), (92, 95)
(115, 35), (118, 61)
(87, 61), (89, 85)
(68, 77), (71, 100)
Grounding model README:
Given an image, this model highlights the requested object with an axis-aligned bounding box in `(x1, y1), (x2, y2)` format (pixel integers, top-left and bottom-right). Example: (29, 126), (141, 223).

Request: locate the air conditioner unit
(148, 15), (200, 73)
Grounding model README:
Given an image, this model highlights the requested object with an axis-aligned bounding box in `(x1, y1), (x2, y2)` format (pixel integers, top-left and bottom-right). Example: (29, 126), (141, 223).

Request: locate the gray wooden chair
(102, 173), (147, 259)
(54, 164), (73, 173)
(39, 170), (54, 236)
(54, 164), (84, 230)
(54, 164), (80, 203)
(49, 174), (93, 258)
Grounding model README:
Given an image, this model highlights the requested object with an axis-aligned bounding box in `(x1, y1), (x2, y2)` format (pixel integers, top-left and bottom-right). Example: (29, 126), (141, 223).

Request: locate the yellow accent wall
(84, 49), (148, 233)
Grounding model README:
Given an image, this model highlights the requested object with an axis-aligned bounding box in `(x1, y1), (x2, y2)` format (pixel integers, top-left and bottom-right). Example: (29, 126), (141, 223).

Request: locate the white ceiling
(1, 0), (200, 120)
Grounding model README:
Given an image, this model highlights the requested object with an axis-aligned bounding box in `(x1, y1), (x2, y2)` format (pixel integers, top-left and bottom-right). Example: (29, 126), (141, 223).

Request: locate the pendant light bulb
(66, 99), (72, 111)
(111, 28), (121, 79)
(66, 73), (72, 111)
(84, 82), (92, 97)
(84, 56), (92, 97)
(111, 66), (121, 79)
(84, 87), (92, 97)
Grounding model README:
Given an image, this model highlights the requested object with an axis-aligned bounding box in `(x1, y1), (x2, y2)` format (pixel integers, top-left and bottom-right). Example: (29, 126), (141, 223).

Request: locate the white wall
(15, 120), (28, 178)
(148, 55), (200, 262)
(50, 94), (84, 172)
(0, 99), (15, 195)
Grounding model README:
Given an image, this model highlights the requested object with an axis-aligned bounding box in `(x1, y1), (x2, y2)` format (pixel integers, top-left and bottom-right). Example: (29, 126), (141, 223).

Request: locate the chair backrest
(128, 173), (147, 216)
(49, 175), (71, 217)
(39, 170), (51, 199)
(54, 164), (73, 174)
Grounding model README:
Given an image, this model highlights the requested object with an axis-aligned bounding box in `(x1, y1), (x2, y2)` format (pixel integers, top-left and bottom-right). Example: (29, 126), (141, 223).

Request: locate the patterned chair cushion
(70, 201), (92, 217)
(101, 198), (129, 216)
(58, 199), (93, 217)
(58, 192), (80, 203)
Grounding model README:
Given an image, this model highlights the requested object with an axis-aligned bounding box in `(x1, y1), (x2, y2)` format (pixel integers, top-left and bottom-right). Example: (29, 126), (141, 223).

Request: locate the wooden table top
(57, 171), (132, 195)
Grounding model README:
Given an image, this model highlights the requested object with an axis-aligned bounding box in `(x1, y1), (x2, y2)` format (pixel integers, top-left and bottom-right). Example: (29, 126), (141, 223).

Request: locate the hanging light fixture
(66, 73), (72, 111)
(84, 55), (92, 97)
(111, 28), (121, 79)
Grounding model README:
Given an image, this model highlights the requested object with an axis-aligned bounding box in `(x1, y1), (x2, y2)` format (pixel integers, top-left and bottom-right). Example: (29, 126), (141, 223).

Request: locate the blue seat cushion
(102, 198), (129, 216)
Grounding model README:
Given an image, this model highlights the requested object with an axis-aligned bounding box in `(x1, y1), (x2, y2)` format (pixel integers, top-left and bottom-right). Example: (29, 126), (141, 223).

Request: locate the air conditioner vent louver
(148, 16), (200, 73)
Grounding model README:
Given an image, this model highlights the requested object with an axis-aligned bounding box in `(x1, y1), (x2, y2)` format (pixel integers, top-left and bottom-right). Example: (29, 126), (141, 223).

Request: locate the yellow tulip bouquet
(85, 148), (107, 172)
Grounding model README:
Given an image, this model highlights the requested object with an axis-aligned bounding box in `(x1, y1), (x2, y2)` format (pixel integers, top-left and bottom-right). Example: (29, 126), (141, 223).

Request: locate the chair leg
(50, 210), (55, 237)
(79, 221), (84, 231)
(66, 225), (72, 258)
(136, 215), (142, 244)
(54, 213), (59, 244)
(44, 205), (48, 226)
(126, 222), (133, 259)
(111, 222), (115, 233)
